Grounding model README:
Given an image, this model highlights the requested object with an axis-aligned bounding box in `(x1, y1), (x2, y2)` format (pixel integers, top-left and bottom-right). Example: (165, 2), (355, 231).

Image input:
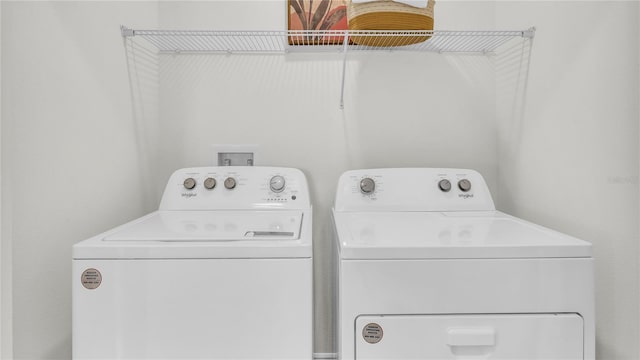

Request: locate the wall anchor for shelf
(523, 27), (536, 39)
(121, 26), (134, 37)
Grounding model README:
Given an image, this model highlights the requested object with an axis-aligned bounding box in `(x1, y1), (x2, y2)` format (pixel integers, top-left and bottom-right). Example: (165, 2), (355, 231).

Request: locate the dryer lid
(333, 211), (592, 259)
(103, 211), (303, 241)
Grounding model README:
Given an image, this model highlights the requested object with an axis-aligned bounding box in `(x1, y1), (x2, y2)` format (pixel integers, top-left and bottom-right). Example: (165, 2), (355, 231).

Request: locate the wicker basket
(347, 0), (435, 46)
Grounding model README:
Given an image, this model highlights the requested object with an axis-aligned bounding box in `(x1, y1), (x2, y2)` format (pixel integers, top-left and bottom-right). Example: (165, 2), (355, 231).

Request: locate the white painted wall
(0, 1), (638, 359)
(0, 1), (4, 357)
(155, 1), (498, 353)
(1, 2), (158, 358)
(496, 2), (640, 359)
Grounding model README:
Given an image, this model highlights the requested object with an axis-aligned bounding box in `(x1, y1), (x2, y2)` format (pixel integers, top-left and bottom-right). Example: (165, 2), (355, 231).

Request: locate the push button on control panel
(458, 179), (472, 192)
(360, 178), (376, 194)
(183, 178), (196, 190)
(204, 177), (216, 190)
(224, 177), (237, 190)
(438, 179), (452, 192)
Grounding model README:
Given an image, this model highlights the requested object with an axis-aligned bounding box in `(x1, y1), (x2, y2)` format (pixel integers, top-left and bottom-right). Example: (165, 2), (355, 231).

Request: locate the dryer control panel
(334, 168), (495, 212)
(159, 167), (310, 210)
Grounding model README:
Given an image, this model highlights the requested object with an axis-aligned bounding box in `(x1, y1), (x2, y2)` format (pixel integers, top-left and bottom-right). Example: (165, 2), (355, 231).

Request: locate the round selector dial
(224, 177), (237, 190)
(204, 177), (217, 190)
(438, 179), (452, 192)
(269, 175), (286, 193)
(183, 178), (196, 190)
(458, 179), (472, 192)
(360, 177), (376, 194)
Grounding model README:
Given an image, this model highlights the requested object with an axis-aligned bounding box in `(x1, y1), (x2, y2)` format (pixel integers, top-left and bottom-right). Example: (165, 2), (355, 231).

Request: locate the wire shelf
(121, 26), (535, 109)
(121, 27), (535, 54)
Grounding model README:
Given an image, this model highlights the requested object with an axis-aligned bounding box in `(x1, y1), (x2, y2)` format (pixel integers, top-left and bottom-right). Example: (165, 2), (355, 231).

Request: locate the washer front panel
(73, 258), (312, 359)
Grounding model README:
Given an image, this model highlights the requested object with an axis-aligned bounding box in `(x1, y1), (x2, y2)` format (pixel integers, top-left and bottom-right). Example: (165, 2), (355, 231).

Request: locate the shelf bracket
(121, 26), (134, 38)
(339, 32), (349, 110)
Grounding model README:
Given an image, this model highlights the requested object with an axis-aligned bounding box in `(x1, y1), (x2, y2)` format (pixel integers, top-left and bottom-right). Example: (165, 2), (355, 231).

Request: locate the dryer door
(355, 314), (583, 359)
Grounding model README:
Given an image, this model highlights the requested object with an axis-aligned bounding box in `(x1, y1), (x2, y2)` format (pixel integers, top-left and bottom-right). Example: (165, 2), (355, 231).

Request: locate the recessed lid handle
(245, 231), (295, 237)
(447, 327), (495, 347)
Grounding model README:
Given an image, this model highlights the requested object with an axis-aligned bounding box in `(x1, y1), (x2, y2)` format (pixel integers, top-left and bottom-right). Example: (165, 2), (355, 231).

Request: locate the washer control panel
(334, 168), (495, 212)
(160, 167), (310, 210)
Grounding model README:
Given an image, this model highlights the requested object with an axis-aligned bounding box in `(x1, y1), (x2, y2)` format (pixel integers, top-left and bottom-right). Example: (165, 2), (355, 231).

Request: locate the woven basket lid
(348, 0), (435, 20)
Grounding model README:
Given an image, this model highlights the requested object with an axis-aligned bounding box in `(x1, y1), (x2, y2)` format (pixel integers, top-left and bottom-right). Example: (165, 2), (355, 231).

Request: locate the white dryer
(73, 166), (312, 359)
(332, 168), (594, 360)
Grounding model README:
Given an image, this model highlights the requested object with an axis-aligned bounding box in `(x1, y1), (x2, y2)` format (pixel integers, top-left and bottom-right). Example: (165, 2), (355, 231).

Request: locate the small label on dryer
(363, 323), (383, 344)
(81, 268), (102, 290)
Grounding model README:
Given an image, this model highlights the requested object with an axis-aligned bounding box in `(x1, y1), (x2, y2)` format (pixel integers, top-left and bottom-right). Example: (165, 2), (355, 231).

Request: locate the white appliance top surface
(333, 210), (592, 259)
(74, 210), (311, 259)
(104, 211), (303, 241)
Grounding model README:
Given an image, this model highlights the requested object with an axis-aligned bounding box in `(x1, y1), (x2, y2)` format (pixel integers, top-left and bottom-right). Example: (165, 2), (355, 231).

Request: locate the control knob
(458, 179), (472, 192)
(360, 178), (376, 194)
(438, 179), (451, 192)
(204, 177), (217, 190)
(270, 175), (286, 193)
(183, 178), (196, 190)
(224, 177), (237, 189)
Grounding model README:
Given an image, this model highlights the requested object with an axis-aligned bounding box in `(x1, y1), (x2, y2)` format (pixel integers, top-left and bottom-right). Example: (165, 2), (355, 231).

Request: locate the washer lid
(103, 211), (303, 241)
(333, 211), (592, 259)
(73, 210), (310, 259)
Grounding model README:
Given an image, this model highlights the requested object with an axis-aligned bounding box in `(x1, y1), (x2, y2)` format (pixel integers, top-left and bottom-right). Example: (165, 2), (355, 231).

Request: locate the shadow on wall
(495, 35), (534, 210)
(496, 34), (534, 156)
(154, 51), (345, 172)
(122, 32), (533, 179)
(346, 50), (499, 172)
(124, 36), (161, 205)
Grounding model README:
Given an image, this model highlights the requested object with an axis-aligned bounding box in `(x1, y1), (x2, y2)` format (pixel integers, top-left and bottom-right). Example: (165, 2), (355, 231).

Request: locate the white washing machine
(73, 166), (312, 359)
(332, 168), (594, 360)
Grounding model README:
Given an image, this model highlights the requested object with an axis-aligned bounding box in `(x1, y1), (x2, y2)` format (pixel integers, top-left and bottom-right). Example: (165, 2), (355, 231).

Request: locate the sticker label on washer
(363, 323), (383, 344)
(81, 268), (102, 290)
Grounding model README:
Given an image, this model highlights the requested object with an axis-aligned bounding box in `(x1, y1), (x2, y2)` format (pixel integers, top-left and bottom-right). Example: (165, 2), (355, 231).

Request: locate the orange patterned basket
(347, 0), (435, 46)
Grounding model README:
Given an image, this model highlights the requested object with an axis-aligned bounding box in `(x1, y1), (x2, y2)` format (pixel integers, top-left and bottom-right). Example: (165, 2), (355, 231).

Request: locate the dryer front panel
(355, 314), (583, 359)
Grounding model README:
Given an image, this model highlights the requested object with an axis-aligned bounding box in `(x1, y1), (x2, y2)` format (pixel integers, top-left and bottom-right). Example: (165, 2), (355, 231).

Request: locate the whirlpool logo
(459, 193), (474, 199)
(181, 193), (197, 198)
